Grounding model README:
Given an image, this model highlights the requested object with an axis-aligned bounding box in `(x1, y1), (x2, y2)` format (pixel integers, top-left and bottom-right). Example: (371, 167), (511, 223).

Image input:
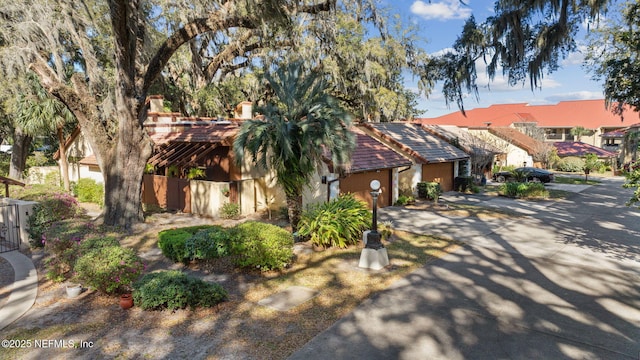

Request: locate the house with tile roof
(325, 128), (413, 208)
(421, 124), (504, 180)
(56, 96), (415, 218)
(358, 122), (469, 193)
(553, 142), (617, 160)
(416, 99), (637, 152)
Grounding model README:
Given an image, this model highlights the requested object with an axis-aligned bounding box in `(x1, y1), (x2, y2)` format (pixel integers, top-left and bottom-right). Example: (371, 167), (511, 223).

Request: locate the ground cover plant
(499, 182), (549, 199)
(133, 270), (227, 310)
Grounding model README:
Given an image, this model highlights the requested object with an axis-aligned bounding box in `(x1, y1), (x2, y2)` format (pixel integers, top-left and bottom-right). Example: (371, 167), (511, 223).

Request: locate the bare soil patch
(1, 210), (457, 360)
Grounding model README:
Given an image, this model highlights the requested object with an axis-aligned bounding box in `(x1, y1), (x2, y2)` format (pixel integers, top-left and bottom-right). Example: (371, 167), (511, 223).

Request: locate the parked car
(492, 167), (555, 183)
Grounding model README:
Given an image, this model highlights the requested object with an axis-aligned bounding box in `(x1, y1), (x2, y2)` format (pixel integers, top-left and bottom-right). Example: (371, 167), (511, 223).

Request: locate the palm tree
(570, 126), (591, 142)
(15, 72), (76, 191)
(234, 61), (355, 232)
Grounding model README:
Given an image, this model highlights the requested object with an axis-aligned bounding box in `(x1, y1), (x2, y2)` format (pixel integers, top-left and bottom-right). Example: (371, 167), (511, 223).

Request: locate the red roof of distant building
(554, 142), (617, 157)
(416, 100), (638, 129)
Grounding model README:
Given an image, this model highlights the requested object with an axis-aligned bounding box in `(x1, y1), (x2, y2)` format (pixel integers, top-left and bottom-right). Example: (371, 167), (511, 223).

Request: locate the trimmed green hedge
(229, 221), (293, 271)
(133, 270), (227, 310)
(158, 225), (214, 263)
(158, 222), (293, 271)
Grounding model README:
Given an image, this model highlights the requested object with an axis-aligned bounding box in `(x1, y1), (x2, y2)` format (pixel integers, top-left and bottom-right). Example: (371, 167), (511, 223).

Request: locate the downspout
(326, 177), (340, 202)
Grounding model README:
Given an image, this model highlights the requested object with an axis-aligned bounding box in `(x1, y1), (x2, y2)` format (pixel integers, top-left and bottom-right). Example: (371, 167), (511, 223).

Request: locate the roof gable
(553, 141), (617, 157)
(362, 123), (468, 163)
(343, 129), (412, 173)
(488, 127), (544, 155)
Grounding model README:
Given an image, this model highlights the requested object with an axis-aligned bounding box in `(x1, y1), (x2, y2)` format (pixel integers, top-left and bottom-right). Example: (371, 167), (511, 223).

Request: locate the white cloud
(544, 91), (604, 102)
(410, 0), (472, 21)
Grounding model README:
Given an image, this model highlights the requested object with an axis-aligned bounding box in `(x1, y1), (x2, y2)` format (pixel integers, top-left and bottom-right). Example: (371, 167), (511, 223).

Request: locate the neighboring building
(416, 100), (636, 150)
(326, 128), (413, 208)
(478, 127), (547, 168)
(359, 122), (469, 193)
(422, 124), (504, 179)
(553, 142), (618, 160)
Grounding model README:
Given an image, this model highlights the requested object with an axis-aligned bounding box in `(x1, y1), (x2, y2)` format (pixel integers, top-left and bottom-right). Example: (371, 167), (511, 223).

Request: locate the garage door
(422, 162), (454, 191)
(340, 170), (392, 208)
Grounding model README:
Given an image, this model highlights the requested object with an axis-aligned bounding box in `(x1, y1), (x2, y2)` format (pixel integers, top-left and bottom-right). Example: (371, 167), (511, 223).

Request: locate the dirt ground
(0, 203), (458, 360)
(1, 209), (289, 360)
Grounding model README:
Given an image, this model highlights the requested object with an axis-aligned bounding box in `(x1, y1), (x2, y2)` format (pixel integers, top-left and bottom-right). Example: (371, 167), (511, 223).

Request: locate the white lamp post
(358, 179), (389, 270)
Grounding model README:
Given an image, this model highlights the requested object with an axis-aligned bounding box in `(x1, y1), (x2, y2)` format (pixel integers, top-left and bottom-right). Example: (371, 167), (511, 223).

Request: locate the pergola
(0, 175), (25, 198)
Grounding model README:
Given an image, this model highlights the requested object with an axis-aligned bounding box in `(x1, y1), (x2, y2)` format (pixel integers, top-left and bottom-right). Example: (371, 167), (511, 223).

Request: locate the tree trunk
(57, 126), (70, 191)
(9, 127), (32, 181)
(285, 193), (303, 233)
(101, 101), (153, 229)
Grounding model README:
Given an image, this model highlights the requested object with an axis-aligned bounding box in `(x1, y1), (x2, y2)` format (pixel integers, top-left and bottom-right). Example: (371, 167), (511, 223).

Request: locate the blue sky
(386, 0), (605, 117)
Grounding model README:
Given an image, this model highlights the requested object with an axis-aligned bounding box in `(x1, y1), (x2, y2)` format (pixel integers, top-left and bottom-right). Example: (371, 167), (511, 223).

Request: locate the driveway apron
(289, 178), (640, 360)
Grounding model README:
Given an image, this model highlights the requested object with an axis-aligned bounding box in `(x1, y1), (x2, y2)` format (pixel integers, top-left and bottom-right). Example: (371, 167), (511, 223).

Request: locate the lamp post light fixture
(366, 180), (383, 250)
(359, 179), (389, 270)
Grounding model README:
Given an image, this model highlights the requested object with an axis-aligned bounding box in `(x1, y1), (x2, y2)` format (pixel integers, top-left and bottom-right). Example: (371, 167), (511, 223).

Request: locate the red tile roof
(416, 99), (638, 129)
(553, 142), (617, 158)
(346, 129), (412, 173)
(488, 127), (544, 155)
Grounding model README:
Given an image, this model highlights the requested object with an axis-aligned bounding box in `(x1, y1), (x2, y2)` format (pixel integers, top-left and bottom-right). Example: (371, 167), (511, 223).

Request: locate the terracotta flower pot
(119, 293), (133, 309)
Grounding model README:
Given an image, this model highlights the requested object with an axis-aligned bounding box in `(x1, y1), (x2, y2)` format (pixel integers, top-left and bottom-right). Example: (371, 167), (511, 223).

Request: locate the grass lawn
(553, 176), (601, 185)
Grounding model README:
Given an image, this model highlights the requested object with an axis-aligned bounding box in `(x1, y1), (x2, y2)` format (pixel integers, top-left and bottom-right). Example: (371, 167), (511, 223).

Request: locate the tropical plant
(583, 153), (602, 181)
(623, 161), (640, 207)
(14, 72), (76, 189)
(187, 167), (206, 180)
(298, 194), (371, 248)
(570, 126), (591, 142)
(233, 61), (355, 232)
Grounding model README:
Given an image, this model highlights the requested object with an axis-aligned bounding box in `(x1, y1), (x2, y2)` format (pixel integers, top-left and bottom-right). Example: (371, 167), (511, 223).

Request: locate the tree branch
(142, 1), (333, 94)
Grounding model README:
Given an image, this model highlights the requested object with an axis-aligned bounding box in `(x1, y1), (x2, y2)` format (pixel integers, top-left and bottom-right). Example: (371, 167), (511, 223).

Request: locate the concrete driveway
(289, 177), (640, 359)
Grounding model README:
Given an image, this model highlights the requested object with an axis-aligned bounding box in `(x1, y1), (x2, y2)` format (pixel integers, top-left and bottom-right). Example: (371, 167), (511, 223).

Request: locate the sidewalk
(0, 250), (38, 330)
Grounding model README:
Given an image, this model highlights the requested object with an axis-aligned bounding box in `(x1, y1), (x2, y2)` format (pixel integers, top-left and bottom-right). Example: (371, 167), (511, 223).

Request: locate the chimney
(234, 101), (253, 119)
(148, 95), (164, 113)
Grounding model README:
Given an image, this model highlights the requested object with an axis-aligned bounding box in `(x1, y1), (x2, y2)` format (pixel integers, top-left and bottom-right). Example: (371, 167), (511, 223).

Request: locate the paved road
(290, 177), (640, 359)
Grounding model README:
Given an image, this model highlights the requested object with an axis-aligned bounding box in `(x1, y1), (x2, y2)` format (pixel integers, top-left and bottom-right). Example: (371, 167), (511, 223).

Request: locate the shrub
(499, 182), (549, 199)
(41, 220), (118, 282)
(133, 270), (227, 310)
(219, 202), (240, 219)
(298, 194), (371, 248)
(454, 176), (474, 192)
(74, 246), (145, 294)
(417, 182), (442, 200)
(27, 193), (85, 248)
(74, 178), (104, 206)
(229, 221), (293, 271)
(555, 157), (584, 172)
(394, 195), (415, 206)
(158, 225), (214, 263)
(185, 226), (232, 261)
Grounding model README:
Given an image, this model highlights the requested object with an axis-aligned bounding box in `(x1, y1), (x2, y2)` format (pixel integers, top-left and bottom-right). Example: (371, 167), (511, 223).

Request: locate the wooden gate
(142, 175), (191, 213)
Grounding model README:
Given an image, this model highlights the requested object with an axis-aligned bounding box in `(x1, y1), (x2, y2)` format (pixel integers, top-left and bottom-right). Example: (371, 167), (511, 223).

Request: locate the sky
(385, 0), (606, 118)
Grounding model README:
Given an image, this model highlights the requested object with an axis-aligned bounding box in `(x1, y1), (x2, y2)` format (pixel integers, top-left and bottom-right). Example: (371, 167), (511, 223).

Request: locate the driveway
(289, 177), (640, 359)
